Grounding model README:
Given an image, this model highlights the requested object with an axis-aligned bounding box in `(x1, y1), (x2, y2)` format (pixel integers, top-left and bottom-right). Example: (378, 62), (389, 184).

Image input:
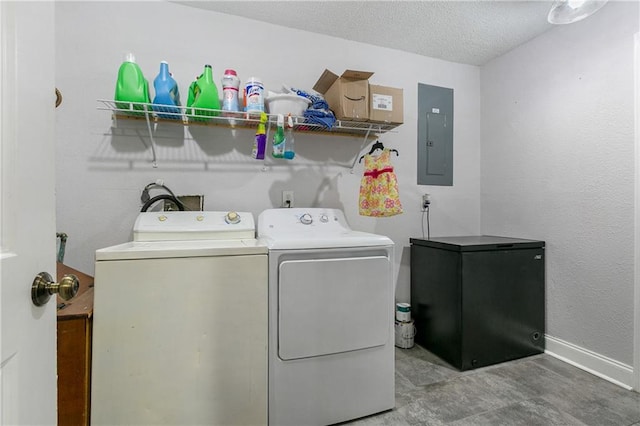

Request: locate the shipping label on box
(372, 93), (393, 111)
(369, 85), (404, 124)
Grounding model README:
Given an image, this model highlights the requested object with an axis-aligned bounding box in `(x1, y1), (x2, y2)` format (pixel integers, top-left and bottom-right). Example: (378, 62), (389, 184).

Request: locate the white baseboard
(545, 335), (634, 390)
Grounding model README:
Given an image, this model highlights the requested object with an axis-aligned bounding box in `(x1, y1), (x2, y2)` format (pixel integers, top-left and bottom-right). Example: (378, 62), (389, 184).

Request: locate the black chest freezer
(410, 236), (545, 371)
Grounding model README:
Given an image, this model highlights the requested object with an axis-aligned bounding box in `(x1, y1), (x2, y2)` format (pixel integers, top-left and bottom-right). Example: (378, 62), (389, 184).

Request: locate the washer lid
(257, 208), (393, 249)
(134, 211), (255, 241)
(96, 239), (267, 261)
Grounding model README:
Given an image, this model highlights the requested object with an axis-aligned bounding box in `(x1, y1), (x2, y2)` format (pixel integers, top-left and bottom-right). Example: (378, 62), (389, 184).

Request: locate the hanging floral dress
(359, 148), (403, 217)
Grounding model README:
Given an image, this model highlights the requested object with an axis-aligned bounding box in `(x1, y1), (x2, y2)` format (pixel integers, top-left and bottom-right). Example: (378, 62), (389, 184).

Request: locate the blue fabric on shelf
(289, 87), (329, 110)
(290, 86), (336, 129)
(304, 109), (336, 129)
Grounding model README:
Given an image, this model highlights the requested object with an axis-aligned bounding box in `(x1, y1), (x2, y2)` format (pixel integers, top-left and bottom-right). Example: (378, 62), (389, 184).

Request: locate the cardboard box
(313, 69), (374, 121)
(369, 85), (404, 124)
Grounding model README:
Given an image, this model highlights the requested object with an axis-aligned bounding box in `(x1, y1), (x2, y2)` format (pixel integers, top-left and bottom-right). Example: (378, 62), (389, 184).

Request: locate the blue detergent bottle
(152, 61), (181, 119)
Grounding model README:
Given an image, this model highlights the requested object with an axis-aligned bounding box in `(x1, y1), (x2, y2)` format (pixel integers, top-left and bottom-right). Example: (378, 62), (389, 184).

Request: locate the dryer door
(278, 255), (391, 360)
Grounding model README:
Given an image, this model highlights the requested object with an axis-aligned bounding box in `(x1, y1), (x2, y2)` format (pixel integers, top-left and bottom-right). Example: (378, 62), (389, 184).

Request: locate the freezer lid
(410, 235), (545, 251)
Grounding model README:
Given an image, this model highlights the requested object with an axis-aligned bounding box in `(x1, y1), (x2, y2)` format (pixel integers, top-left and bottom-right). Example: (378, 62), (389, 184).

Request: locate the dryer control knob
(300, 213), (313, 225)
(320, 214), (329, 223)
(225, 211), (241, 224)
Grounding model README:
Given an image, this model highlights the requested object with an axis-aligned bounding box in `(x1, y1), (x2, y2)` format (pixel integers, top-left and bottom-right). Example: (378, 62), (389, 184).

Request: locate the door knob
(31, 271), (79, 307)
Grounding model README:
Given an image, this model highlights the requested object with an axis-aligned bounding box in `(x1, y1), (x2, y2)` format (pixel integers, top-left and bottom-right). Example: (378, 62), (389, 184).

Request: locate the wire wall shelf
(97, 100), (399, 135)
(97, 99), (400, 169)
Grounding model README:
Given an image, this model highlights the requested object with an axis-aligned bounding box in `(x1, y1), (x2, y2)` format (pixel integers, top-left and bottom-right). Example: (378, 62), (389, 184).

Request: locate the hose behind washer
(140, 194), (185, 212)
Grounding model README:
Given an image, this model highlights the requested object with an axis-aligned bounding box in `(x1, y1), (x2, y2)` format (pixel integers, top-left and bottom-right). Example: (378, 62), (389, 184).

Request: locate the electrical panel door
(417, 83), (453, 186)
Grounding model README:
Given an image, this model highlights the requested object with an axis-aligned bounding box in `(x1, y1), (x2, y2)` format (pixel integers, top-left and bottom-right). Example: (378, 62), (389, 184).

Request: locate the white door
(0, 2), (57, 425)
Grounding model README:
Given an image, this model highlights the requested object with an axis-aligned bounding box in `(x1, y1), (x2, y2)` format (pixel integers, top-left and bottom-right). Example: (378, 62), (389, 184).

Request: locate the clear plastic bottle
(284, 114), (295, 160)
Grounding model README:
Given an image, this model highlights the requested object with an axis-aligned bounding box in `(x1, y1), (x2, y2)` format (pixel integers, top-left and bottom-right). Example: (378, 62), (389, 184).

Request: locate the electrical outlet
(282, 191), (294, 208)
(421, 193), (431, 211)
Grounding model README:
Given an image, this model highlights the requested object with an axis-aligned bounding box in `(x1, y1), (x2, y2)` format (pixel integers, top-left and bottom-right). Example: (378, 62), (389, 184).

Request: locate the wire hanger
(358, 140), (399, 163)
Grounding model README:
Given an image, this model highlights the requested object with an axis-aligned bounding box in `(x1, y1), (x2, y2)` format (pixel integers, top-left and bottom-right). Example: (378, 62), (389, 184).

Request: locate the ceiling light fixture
(547, 0), (609, 24)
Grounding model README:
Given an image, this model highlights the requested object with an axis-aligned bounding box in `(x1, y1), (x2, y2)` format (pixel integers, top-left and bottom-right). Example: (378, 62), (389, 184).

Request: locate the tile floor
(345, 345), (640, 426)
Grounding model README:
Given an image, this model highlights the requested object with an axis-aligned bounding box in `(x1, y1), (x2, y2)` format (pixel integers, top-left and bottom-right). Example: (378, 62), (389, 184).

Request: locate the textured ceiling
(177, 1), (556, 66)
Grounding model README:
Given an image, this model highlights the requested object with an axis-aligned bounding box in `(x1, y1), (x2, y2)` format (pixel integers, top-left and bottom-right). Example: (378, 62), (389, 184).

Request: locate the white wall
(54, 1), (481, 302)
(481, 0), (639, 373)
(54, 0), (640, 388)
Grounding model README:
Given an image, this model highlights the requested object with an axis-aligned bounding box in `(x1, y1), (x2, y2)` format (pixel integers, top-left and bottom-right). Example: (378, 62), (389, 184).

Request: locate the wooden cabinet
(57, 263), (94, 426)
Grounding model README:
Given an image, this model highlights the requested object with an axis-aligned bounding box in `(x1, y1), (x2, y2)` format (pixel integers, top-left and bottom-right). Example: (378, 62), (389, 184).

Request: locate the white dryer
(92, 211), (268, 426)
(258, 208), (395, 426)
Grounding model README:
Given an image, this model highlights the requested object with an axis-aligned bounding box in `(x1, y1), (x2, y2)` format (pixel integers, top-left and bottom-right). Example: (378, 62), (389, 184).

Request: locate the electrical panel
(417, 83), (453, 186)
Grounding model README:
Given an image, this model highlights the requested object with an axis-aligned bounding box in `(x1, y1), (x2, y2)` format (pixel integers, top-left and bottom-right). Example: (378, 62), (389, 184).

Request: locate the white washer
(91, 211), (268, 426)
(258, 208), (395, 426)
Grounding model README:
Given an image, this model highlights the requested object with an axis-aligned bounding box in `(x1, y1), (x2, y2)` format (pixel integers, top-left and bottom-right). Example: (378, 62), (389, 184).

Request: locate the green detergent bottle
(187, 64), (221, 120)
(114, 53), (151, 116)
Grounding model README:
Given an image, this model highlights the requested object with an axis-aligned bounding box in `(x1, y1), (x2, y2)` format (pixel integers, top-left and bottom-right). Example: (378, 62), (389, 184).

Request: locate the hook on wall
(55, 88), (63, 108)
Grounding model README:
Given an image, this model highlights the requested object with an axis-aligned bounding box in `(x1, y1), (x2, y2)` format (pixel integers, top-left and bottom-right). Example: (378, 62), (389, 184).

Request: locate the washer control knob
(300, 213), (313, 225)
(320, 214), (329, 223)
(225, 211), (241, 224)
